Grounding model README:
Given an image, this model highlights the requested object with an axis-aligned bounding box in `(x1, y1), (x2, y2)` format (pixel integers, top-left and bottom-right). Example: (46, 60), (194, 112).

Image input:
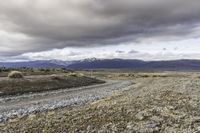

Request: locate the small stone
(196, 126), (200, 131)
(150, 116), (163, 123)
(126, 122), (135, 129)
(47, 111), (55, 116)
(8, 118), (20, 123)
(87, 125), (94, 131)
(191, 117), (200, 125)
(135, 113), (144, 120)
(167, 106), (175, 110)
(145, 121), (159, 128)
(135, 111), (150, 120)
(0, 123), (5, 127)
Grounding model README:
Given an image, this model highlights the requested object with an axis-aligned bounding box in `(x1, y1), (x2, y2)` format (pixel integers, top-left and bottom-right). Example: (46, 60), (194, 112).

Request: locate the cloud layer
(1, 39), (198, 62)
(0, 0), (200, 57)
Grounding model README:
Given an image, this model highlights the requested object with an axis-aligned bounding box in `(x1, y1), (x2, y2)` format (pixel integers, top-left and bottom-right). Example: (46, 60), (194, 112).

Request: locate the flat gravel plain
(1, 76), (200, 132)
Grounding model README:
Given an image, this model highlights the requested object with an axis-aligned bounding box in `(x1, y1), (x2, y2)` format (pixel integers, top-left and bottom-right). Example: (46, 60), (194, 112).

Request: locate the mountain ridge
(1, 59), (200, 71)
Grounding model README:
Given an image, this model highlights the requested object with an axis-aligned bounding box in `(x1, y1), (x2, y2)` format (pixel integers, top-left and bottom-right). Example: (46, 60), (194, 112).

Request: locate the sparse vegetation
(0, 67), (73, 77)
(0, 75), (104, 96)
(66, 72), (85, 77)
(77, 73), (85, 77)
(8, 71), (24, 79)
(67, 72), (79, 77)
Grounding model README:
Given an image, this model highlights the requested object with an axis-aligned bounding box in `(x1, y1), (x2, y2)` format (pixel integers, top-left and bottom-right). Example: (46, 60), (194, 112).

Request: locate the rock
(150, 116), (163, 123)
(197, 126), (200, 131)
(0, 115), (3, 123)
(135, 111), (151, 120)
(145, 121), (159, 128)
(47, 111), (55, 117)
(167, 106), (175, 110)
(86, 125), (92, 130)
(126, 122), (134, 129)
(0, 123), (5, 127)
(191, 117), (200, 125)
(8, 118), (20, 123)
(126, 122), (138, 132)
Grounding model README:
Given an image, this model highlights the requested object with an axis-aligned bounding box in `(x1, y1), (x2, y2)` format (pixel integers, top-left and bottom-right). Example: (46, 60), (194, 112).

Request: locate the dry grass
(0, 76), (104, 96)
(8, 71), (24, 79)
(65, 72), (85, 77)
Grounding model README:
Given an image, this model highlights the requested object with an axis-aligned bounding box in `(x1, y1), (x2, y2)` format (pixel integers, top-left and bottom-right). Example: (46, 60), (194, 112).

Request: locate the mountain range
(0, 60), (69, 68)
(1, 58), (200, 71)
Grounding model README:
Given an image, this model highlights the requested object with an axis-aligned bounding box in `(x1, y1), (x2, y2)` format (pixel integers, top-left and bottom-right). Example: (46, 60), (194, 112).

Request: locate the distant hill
(67, 59), (200, 71)
(1, 58), (200, 71)
(68, 59), (146, 69)
(0, 60), (67, 68)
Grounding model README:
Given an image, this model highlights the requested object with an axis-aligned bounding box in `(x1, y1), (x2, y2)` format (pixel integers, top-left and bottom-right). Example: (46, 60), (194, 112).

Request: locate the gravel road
(0, 79), (134, 122)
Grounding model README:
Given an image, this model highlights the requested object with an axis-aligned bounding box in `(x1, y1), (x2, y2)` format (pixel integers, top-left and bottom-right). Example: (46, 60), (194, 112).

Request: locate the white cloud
(1, 38), (197, 61)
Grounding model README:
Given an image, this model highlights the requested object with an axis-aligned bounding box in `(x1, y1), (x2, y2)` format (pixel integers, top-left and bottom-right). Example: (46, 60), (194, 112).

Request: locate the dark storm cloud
(0, 0), (200, 55)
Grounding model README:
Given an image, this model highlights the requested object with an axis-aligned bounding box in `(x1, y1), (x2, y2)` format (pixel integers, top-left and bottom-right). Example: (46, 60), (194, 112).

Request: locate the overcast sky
(1, 0), (200, 61)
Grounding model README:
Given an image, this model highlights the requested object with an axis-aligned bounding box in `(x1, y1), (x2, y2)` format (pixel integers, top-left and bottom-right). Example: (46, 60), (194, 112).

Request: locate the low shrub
(67, 73), (79, 77)
(78, 73), (85, 77)
(8, 71), (24, 79)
